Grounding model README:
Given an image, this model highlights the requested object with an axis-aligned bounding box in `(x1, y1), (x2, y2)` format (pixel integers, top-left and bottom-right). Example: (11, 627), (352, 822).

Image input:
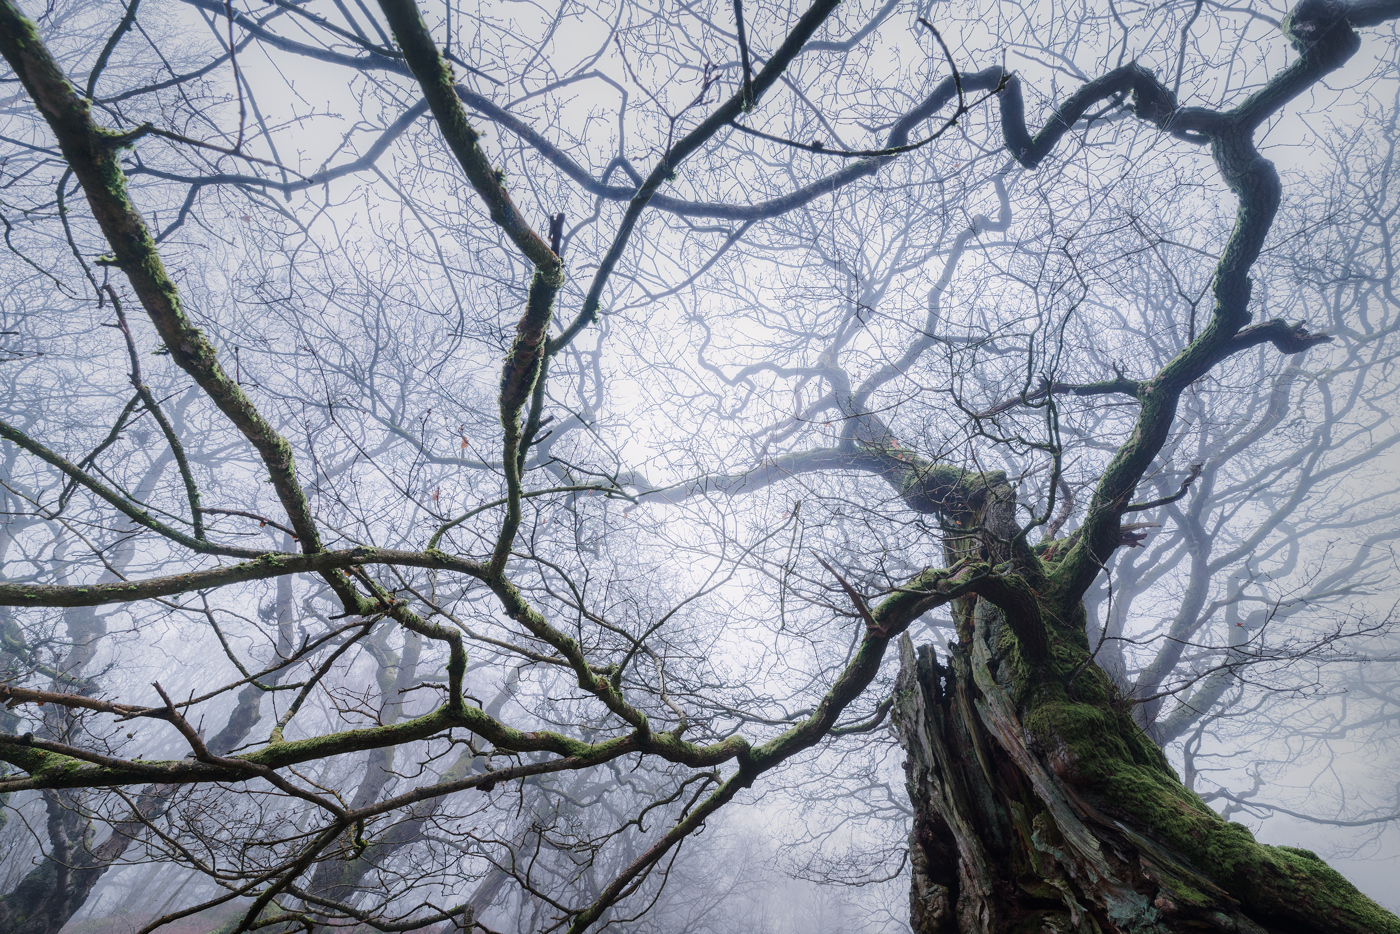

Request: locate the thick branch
(1045, 2), (1375, 602)
(0, 3), (325, 552)
(0, 547), (484, 607)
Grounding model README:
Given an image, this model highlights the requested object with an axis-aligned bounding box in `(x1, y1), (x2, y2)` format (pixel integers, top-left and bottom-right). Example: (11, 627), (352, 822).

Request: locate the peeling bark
(893, 618), (1400, 934)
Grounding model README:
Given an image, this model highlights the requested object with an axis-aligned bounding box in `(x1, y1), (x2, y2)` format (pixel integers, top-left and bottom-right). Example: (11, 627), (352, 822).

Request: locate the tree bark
(892, 611), (1400, 934)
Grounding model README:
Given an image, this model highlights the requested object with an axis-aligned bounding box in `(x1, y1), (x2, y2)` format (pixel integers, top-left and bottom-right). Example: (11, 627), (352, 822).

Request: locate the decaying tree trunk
(892, 605), (1399, 934)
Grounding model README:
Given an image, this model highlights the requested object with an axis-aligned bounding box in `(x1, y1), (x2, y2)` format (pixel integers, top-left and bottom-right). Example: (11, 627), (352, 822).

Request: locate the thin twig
(224, 0), (247, 150)
(814, 554), (883, 635)
(917, 17), (963, 113)
(728, 78), (1005, 158)
(1123, 463), (1203, 513)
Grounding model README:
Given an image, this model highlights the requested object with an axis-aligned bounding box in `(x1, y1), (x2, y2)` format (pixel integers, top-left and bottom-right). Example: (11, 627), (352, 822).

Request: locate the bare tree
(1, 0), (1400, 932)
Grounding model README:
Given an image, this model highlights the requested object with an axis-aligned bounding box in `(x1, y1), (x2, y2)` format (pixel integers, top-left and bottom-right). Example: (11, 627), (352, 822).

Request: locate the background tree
(1, 0), (1399, 932)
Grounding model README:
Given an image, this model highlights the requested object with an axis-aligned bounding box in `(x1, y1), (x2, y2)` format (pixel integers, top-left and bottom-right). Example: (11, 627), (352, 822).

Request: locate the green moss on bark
(1021, 688), (1400, 933)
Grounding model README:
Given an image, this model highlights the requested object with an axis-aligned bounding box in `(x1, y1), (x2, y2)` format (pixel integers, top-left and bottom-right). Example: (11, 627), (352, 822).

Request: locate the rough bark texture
(893, 618), (1400, 934)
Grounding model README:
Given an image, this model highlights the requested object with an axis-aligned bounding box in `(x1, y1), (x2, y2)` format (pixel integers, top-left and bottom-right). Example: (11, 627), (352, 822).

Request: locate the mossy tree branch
(0, 0), (324, 553)
(0, 417), (265, 560)
(993, 0), (1378, 613)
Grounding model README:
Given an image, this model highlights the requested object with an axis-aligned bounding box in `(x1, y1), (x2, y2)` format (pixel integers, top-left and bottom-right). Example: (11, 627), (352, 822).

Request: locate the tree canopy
(1, 0), (1399, 932)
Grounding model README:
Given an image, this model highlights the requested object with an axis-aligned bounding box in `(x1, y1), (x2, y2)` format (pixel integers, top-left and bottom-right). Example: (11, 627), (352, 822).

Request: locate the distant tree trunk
(892, 604), (1400, 934)
(0, 570), (297, 934)
(266, 667), (522, 932)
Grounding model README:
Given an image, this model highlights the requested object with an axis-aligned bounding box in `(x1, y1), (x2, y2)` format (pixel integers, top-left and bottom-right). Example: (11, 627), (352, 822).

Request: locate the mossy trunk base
(892, 626), (1400, 934)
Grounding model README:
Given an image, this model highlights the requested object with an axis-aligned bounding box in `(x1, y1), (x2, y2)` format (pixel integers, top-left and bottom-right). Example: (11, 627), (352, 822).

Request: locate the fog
(1, 0), (1398, 932)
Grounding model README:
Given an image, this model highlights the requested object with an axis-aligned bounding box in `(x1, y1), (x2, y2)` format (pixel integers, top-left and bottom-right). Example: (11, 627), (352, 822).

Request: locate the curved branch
(1045, 1), (1378, 602)
(0, 546), (484, 607)
(0, 417), (266, 560)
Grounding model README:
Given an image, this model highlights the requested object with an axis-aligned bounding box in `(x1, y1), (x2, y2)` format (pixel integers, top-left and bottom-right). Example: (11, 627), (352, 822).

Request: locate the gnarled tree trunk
(892, 605), (1399, 934)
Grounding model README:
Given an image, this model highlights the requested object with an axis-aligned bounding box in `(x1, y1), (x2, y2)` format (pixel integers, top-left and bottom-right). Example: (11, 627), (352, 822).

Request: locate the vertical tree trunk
(892, 607), (1400, 934)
